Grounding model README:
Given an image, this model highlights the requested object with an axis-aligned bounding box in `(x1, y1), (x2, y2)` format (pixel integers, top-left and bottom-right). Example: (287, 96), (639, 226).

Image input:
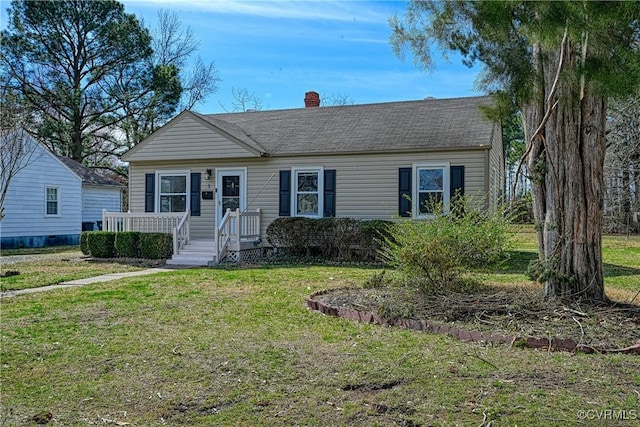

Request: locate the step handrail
(173, 210), (190, 255)
(215, 208), (261, 262)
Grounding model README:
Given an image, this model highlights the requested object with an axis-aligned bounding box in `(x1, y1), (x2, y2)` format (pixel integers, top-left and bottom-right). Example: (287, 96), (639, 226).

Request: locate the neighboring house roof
(58, 157), (123, 187)
(195, 95), (496, 156)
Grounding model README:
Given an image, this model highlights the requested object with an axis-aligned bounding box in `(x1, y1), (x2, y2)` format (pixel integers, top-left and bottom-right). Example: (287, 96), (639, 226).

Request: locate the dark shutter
(398, 168), (412, 217)
(323, 169), (336, 217)
(450, 166), (465, 199)
(279, 170), (291, 216)
(190, 172), (201, 216)
(145, 173), (155, 212)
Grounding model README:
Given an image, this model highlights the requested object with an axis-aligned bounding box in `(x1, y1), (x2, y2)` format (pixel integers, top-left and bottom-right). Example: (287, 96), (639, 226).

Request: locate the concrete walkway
(0, 267), (176, 298)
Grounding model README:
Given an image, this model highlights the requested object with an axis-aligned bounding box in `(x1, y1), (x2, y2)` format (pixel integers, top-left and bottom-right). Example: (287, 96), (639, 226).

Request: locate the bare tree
(322, 92), (354, 106)
(220, 87), (264, 112)
(604, 95), (640, 233)
(149, 10), (220, 113)
(0, 129), (39, 221)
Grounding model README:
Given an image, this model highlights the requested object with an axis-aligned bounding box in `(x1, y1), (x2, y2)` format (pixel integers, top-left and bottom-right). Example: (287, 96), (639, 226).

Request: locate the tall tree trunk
(524, 39), (607, 302)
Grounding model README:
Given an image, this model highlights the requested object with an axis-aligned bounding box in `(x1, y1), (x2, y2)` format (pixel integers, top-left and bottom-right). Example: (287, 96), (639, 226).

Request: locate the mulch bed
(308, 286), (640, 354)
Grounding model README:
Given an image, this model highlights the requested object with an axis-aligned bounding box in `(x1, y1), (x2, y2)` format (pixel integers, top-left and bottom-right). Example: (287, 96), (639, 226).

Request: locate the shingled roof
(196, 95), (495, 156)
(58, 157), (123, 187)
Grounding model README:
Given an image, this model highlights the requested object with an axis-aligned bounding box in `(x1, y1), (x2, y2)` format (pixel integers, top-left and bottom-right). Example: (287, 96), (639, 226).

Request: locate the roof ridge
(205, 95), (492, 117)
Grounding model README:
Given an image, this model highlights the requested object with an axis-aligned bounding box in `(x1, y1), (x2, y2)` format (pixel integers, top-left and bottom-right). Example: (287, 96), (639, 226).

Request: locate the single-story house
(0, 132), (122, 249)
(115, 93), (503, 265)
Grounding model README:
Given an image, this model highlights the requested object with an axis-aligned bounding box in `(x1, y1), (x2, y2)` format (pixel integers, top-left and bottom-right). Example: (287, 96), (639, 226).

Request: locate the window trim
(44, 185), (61, 217)
(292, 166), (324, 218)
(412, 163), (450, 218)
(156, 170), (190, 213)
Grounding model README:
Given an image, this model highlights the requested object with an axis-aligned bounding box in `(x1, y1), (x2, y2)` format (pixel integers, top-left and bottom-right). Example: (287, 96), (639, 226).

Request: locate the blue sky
(123, 0), (484, 112)
(1, 0), (484, 113)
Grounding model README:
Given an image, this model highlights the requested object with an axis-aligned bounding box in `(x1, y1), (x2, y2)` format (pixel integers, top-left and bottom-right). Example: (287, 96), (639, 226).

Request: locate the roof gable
(122, 110), (264, 162)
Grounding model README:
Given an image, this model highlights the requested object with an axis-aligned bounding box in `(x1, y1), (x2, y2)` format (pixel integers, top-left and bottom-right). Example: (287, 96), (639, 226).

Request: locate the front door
(216, 168), (246, 227)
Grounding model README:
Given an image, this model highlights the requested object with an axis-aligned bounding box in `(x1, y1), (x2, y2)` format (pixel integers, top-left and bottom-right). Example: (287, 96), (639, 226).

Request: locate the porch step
(166, 239), (216, 267)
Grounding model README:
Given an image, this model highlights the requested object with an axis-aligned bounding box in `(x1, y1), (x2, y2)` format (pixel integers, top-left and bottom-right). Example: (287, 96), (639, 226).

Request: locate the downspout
(484, 149), (490, 211)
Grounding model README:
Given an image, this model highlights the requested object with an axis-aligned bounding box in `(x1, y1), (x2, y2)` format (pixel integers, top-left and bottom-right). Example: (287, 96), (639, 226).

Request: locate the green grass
(0, 255), (150, 291)
(0, 245), (80, 256)
(1, 231), (639, 425)
(2, 262), (639, 426)
(480, 227), (640, 299)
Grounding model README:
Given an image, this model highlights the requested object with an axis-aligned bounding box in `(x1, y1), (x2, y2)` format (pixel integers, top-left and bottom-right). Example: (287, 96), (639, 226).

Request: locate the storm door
(215, 168), (246, 227)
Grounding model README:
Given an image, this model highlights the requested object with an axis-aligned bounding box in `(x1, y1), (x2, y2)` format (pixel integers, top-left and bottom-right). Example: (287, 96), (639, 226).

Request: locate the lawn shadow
(491, 250), (640, 278)
(603, 263), (640, 278)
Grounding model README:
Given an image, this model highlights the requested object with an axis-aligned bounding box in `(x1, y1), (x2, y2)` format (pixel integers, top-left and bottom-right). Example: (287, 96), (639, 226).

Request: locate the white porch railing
(215, 208), (261, 262)
(102, 209), (190, 255)
(102, 208), (260, 263)
(102, 209), (186, 233)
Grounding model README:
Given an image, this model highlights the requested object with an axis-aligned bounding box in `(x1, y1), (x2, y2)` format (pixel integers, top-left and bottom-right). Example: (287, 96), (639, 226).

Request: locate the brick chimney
(304, 91), (320, 108)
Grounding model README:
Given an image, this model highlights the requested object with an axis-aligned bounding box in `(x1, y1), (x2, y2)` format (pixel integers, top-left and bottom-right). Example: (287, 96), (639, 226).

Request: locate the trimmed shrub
(139, 233), (173, 259)
(87, 231), (116, 258)
(380, 197), (511, 291)
(266, 217), (315, 256)
(266, 217), (392, 262)
(114, 232), (141, 258)
(80, 232), (90, 255)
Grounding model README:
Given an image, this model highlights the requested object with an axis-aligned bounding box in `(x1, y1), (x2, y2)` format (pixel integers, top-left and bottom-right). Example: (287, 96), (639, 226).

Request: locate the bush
(380, 197), (511, 291)
(266, 217), (392, 262)
(87, 231), (116, 258)
(114, 232), (141, 258)
(80, 232), (90, 255)
(139, 233), (173, 259)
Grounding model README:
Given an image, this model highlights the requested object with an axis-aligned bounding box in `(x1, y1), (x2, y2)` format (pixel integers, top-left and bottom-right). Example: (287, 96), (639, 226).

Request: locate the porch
(102, 208), (262, 266)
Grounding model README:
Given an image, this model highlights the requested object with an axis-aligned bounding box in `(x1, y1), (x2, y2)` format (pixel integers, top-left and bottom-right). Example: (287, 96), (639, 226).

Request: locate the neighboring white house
(0, 133), (122, 249)
(59, 157), (123, 231)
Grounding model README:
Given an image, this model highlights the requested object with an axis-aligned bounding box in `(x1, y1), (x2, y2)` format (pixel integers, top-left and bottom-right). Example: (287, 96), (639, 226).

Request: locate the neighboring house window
(158, 173), (188, 213)
(293, 167), (323, 217)
(413, 163), (450, 217)
(45, 186), (60, 216)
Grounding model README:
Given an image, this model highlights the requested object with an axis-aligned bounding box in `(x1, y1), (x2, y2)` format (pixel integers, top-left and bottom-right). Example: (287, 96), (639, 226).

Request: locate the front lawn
(0, 253), (152, 291)
(1, 262), (639, 426)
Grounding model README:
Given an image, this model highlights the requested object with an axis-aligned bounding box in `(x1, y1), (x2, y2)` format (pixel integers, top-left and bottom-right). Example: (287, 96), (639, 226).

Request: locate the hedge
(87, 231), (116, 258)
(139, 233), (173, 259)
(80, 232), (90, 255)
(114, 231), (141, 258)
(82, 231), (172, 259)
(266, 217), (391, 262)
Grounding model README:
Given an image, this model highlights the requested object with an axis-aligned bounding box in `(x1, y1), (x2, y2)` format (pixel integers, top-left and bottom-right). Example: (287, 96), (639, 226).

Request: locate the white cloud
(124, 0), (389, 23)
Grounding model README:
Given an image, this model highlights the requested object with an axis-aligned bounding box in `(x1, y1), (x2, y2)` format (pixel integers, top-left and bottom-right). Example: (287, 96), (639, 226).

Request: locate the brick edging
(307, 289), (640, 355)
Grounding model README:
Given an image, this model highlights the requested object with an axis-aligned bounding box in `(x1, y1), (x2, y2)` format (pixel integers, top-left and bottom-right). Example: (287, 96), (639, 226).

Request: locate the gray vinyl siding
(1, 138), (82, 239)
(124, 114), (258, 161)
(129, 149), (488, 241)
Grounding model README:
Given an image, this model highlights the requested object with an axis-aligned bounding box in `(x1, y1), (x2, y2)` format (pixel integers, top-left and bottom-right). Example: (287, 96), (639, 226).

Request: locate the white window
(157, 172), (188, 213)
(293, 167), (323, 218)
(413, 163), (450, 217)
(45, 186), (60, 216)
